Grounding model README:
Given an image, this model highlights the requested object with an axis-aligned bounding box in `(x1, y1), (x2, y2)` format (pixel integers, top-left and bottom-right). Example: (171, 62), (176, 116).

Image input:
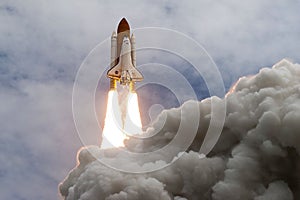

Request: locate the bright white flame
(102, 89), (143, 149)
(124, 92), (143, 136)
(102, 90), (128, 148)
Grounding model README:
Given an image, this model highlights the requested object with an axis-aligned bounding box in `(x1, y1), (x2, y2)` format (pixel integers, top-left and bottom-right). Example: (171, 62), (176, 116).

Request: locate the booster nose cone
(111, 31), (117, 39)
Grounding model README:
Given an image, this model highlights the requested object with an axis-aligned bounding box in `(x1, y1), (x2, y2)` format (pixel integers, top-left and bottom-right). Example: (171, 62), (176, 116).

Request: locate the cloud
(60, 60), (300, 199)
(1, 0), (300, 199)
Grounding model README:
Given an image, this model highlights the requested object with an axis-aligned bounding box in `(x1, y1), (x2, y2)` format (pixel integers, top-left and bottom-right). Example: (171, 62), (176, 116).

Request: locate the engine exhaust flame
(124, 92), (143, 136)
(101, 90), (143, 149)
(102, 90), (128, 148)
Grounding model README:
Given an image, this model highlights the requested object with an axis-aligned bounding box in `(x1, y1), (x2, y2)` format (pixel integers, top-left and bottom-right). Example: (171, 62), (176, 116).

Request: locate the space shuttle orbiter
(107, 18), (143, 92)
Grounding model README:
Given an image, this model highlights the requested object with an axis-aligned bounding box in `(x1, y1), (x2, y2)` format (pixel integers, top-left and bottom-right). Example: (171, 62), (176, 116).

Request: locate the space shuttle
(107, 18), (143, 92)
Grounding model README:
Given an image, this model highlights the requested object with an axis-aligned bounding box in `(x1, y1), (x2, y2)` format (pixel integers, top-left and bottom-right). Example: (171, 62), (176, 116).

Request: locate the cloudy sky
(1, 0), (300, 199)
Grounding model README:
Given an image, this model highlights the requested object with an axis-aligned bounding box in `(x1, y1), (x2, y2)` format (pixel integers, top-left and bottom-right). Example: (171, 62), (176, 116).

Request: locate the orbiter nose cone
(117, 18), (130, 33)
(122, 37), (130, 45)
(123, 36), (130, 42)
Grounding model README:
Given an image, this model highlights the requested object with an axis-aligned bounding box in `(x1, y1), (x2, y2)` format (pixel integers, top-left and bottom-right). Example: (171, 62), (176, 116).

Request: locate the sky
(0, 0), (300, 199)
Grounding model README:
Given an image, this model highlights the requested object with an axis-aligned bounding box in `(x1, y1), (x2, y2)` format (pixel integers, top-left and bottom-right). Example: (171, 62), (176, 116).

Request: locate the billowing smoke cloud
(60, 59), (300, 199)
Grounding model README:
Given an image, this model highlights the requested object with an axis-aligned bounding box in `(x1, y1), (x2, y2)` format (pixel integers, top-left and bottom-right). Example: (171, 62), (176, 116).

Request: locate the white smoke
(60, 59), (300, 199)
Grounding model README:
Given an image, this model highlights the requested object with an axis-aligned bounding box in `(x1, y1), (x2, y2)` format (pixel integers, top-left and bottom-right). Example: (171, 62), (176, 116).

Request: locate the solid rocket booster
(110, 31), (117, 90)
(107, 18), (143, 92)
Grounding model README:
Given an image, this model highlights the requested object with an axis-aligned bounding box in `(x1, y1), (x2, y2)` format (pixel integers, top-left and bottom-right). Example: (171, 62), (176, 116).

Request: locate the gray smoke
(60, 59), (300, 199)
